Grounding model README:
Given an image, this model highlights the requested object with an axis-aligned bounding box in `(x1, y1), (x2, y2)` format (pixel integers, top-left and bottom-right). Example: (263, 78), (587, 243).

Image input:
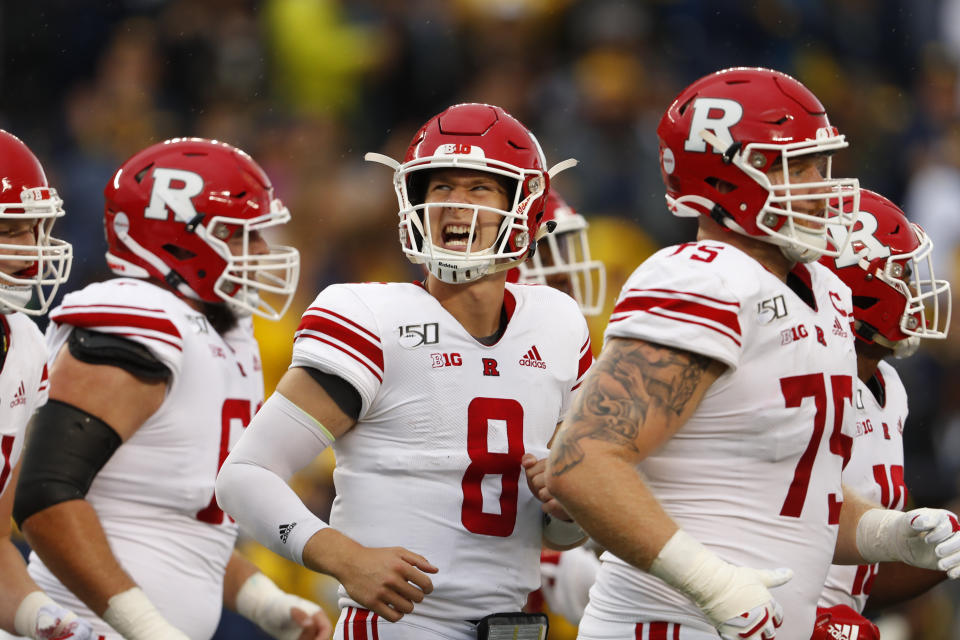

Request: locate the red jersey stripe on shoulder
(636, 308), (742, 347)
(296, 332), (383, 383)
(577, 341), (593, 380)
(297, 315), (384, 371)
(625, 287), (740, 309)
(614, 293), (741, 337)
(59, 303), (168, 314)
(304, 307), (379, 344)
(0, 435), (14, 496)
(52, 310), (182, 339)
(38, 363), (50, 393)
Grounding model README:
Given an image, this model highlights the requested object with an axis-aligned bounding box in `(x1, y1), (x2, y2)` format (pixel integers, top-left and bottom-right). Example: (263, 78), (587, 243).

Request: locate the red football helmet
(516, 191), (606, 316)
(822, 189), (950, 357)
(657, 67), (860, 263)
(0, 129), (72, 315)
(366, 103), (575, 283)
(104, 138), (299, 319)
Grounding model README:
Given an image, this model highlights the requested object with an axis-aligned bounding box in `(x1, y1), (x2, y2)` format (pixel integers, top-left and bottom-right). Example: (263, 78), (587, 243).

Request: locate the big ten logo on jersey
(780, 323), (828, 347)
(757, 294), (788, 325)
(431, 352), (462, 368)
(398, 322), (439, 349)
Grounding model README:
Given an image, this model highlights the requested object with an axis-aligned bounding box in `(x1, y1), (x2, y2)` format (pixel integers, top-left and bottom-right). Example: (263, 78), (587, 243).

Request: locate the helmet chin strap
(114, 232), (204, 301)
(0, 284), (33, 314)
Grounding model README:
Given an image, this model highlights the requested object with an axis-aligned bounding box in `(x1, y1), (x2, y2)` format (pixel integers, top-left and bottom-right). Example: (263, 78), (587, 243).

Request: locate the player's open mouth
(442, 224), (476, 250)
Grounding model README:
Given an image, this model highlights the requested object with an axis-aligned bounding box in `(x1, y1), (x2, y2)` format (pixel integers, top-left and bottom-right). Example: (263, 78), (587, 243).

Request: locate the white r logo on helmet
(830, 211), (890, 269)
(144, 168), (204, 221)
(683, 98), (744, 153)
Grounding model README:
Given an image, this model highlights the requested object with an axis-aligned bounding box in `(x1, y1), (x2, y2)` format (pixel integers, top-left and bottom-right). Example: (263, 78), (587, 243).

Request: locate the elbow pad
(13, 400), (121, 526)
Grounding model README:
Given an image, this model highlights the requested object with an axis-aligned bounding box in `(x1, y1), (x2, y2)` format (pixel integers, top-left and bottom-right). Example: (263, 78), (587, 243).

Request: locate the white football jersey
(819, 360), (908, 612)
(27, 279), (263, 640)
(290, 281), (592, 620)
(0, 312), (49, 499)
(584, 241), (857, 640)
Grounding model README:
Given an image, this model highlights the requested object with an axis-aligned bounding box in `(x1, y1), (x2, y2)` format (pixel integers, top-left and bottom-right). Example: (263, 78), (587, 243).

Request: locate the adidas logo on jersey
(519, 346), (546, 369)
(833, 316), (849, 338)
(826, 623), (860, 639)
(9, 381), (25, 408)
(278, 522), (297, 544)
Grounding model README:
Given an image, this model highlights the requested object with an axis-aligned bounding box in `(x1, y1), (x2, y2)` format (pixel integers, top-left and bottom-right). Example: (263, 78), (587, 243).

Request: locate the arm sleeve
(216, 392), (334, 565)
(290, 285), (384, 419)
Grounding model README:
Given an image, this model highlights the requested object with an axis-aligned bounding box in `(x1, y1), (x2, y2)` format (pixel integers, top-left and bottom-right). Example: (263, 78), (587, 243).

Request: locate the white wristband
(102, 587), (189, 640)
(236, 572), (323, 640)
(543, 515), (586, 546)
(648, 529), (787, 624)
(856, 508), (905, 563)
(15, 591), (69, 639)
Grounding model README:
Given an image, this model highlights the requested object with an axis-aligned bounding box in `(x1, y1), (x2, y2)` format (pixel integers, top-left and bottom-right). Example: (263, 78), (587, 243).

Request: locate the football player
(812, 189), (952, 640)
(12, 138), (332, 640)
(545, 67), (960, 640)
(0, 130), (89, 640)
(515, 190), (606, 317)
(216, 103), (593, 640)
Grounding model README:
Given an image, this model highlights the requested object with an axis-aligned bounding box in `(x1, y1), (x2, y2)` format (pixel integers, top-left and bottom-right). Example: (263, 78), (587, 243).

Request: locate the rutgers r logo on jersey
(683, 98), (744, 153)
(144, 168), (204, 221)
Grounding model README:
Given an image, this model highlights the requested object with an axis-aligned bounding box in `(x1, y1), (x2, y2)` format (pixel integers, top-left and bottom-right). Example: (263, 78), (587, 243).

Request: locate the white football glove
(14, 592), (95, 640)
(649, 530), (792, 639)
(715, 597), (784, 640)
(236, 572), (331, 640)
(857, 507), (960, 577)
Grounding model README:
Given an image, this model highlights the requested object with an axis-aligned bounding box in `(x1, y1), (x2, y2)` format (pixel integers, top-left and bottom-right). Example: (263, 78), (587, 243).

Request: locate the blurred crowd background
(5, 0), (960, 637)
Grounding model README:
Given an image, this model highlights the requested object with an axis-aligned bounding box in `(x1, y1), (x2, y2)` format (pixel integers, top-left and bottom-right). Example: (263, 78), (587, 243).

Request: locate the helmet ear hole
(705, 177), (737, 194)
(851, 295), (878, 310)
(162, 244), (197, 262)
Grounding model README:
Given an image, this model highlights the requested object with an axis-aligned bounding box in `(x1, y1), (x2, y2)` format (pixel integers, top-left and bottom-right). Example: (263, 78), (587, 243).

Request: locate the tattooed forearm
(551, 338), (715, 476)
